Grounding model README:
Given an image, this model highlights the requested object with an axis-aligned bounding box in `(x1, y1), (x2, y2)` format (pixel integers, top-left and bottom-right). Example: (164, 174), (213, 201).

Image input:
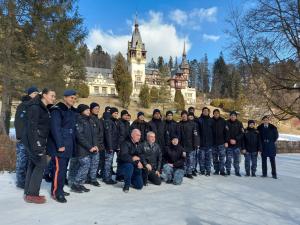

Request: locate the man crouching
(118, 129), (144, 193)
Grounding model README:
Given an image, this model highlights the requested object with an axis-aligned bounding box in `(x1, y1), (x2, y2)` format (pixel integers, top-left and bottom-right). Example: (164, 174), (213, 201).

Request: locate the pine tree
(150, 87), (159, 103)
(157, 56), (164, 72)
(189, 59), (199, 88)
(174, 90), (185, 112)
(148, 58), (157, 68)
(158, 80), (172, 103)
(113, 52), (132, 108)
(211, 53), (229, 98)
(139, 83), (151, 108)
(168, 56), (173, 70)
(202, 54), (210, 93)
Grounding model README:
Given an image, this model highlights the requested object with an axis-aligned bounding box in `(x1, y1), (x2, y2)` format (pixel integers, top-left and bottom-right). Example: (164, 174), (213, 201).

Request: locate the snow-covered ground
(0, 154), (300, 225)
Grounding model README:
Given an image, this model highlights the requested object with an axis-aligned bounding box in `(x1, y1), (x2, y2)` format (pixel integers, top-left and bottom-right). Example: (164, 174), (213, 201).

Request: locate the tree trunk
(0, 78), (12, 136)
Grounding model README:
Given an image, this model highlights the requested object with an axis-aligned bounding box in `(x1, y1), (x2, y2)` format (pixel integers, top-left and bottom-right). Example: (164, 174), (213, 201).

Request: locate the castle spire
(183, 40), (186, 57)
(134, 12), (138, 28)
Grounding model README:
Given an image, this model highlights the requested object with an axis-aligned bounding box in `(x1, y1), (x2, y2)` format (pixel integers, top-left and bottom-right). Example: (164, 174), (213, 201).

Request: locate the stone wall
(276, 141), (300, 153)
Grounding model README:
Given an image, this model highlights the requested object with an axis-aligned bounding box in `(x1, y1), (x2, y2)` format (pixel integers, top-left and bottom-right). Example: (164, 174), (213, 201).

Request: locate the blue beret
(27, 86), (39, 95)
(63, 89), (77, 97)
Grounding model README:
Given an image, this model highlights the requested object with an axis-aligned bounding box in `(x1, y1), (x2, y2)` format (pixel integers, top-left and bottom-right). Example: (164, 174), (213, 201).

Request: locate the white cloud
(168, 9), (188, 25)
(169, 7), (218, 28)
(86, 11), (190, 60)
(202, 33), (220, 42)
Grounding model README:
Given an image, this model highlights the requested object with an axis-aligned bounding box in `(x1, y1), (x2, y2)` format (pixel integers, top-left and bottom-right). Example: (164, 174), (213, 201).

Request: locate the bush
(210, 98), (244, 112)
(0, 135), (16, 172)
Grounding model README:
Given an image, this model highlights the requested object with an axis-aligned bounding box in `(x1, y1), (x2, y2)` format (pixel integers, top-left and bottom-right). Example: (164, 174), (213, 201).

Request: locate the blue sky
(78, 0), (249, 63)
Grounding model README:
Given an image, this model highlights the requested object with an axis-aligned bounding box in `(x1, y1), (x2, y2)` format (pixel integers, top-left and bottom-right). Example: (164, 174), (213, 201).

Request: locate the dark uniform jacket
(164, 144), (185, 169)
(257, 124), (278, 157)
(178, 120), (200, 152)
(226, 119), (244, 148)
(198, 115), (214, 148)
(130, 119), (150, 142)
(243, 127), (262, 153)
(15, 95), (32, 141)
(212, 117), (229, 146)
(140, 142), (162, 171)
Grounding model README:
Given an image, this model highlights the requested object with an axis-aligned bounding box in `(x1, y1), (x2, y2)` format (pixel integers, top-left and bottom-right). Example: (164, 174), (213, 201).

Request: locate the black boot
(192, 170), (198, 176)
(200, 171), (205, 175)
(79, 185), (90, 192)
(235, 172), (241, 177)
(227, 171), (231, 176)
(55, 195), (67, 203)
(90, 180), (101, 187)
(220, 171), (226, 176)
(251, 172), (256, 177)
(123, 186), (129, 193)
(71, 184), (84, 193)
(205, 172), (210, 176)
(246, 171), (250, 177)
(104, 179), (117, 185)
(186, 174), (194, 179)
(272, 174), (277, 179)
(213, 171), (219, 175)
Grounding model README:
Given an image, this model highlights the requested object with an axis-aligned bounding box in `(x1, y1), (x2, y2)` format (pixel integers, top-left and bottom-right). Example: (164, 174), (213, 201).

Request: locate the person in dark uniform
(130, 111), (150, 142)
(15, 86), (39, 189)
(257, 116), (279, 179)
(149, 109), (165, 152)
(23, 88), (56, 204)
(47, 90), (77, 203)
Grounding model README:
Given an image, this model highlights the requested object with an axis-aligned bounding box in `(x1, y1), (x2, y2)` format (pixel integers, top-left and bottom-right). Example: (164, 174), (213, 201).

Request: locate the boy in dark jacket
(149, 109), (165, 152)
(257, 116), (279, 179)
(130, 112), (150, 142)
(70, 104), (100, 193)
(161, 136), (186, 185)
(226, 111), (244, 177)
(212, 109), (229, 176)
(198, 107), (214, 176)
(178, 110), (200, 179)
(187, 112), (199, 176)
(242, 120), (262, 177)
(15, 86), (39, 188)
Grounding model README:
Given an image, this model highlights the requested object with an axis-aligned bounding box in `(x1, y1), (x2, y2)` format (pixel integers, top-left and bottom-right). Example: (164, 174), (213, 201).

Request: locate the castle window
(111, 87), (115, 95)
(94, 86), (99, 94)
(102, 87), (107, 95)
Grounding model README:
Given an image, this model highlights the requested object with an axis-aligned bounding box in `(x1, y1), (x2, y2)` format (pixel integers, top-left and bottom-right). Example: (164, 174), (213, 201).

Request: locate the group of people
(14, 86), (279, 204)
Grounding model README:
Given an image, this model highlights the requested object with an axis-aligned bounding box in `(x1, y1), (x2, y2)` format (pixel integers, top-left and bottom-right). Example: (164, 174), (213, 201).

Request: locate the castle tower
(127, 15), (147, 98)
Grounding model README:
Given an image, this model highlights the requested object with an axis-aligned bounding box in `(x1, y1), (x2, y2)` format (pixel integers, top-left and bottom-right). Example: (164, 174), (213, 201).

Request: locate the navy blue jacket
(102, 112), (120, 150)
(198, 115), (214, 148)
(257, 124), (278, 157)
(163, 119), (179, 147)
(47, 102), (77, 158)
(226, 119), (244, 148)
(243, 127), (262, 153)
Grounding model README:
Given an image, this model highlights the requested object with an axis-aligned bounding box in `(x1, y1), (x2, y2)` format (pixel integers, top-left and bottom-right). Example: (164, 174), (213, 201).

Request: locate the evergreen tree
(174, 89), (185, 112)
(150, 86), (159, 103)
(158, 80), (172, 103)
(189, 59), (199, 88)
(211, 53), (229, 98)
(157, 56), (164, 72)
(202, 54), (210, 93)
(113, 52), (132, 108)
(168, 56), (173, 70)
(139, 83), (151, 108)
(91, 45), (111, 68)
(148, 58), (157, 68)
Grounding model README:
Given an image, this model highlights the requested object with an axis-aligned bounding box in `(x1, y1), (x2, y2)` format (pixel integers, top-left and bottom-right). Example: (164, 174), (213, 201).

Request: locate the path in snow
(0, 154), (300, 225)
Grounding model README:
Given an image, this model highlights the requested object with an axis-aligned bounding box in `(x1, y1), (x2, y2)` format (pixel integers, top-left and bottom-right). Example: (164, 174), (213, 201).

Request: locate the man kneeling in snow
(117, 129), (144, 193)
(140, 132), (162, 186)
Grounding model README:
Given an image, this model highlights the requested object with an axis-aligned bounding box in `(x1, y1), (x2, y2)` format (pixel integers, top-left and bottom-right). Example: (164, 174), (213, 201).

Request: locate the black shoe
(63, 191), (70, 196)
(227, 171), (231, 176)
(246, 172), (250, 177)
(116, 175), (124, 182)
(200, 171), (205, 175)
(70, 184), (83, 193)
(251, 172), (256, 177)
(261, 174), (267, 178)
(220, 171), (226, 176)
(186, 174), (194, 179)
(80, 185), (90, 192)
(123, 186), (129, 193)
(90, 181), (101, 187)
(104, 179), (117, 185)
(96, 173), (103, 179)
(16, 183), (25, 189)
(235, 172), (241, 177)
(43, 174), (52, 183)
(213, 171), (219, 175)
(55, 195), (67, 203)
(192, 171), (198, 176)
(205, 172), (211, 176)
(272, 174), (277, 179)
(166, 180), (173, 184)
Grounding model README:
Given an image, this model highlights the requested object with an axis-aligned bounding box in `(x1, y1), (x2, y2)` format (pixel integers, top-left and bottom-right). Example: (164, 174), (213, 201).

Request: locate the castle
(86, 18), (196, 104)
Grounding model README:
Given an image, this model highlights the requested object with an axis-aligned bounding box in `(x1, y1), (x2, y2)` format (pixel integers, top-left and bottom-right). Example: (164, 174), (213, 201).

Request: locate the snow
(1, 154), (300, 225)
(278, 133), (300, 141)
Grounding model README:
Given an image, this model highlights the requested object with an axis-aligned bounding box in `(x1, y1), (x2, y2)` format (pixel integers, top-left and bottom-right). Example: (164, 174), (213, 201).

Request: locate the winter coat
(90, 114), (105, 151)
(140, 142), (162, 171)
(164, 144), (185, 169)
(149, 118), (166, 150)
(164, 119), (179, 147)
(257, 124), (278, 157)
(212, 117), (229, 146)
(102, 112), (120, 150)
(178, 120), (200, 152)
(118, 138), (143, 164)
(198, 115), (214, 148)
(119, 119), (130, 146)
(75, 114), (101, 158)
(130, 119), (150, 142)
(47, 102), (77, 158)
(226, 119), (244, 148)
(22, 96), (51, 156)
(14, 95), (32, 140)
(242, 127), (262, 153)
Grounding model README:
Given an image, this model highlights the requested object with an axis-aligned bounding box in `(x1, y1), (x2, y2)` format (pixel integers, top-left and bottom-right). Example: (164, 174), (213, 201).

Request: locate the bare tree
(226, 0), (300, 120)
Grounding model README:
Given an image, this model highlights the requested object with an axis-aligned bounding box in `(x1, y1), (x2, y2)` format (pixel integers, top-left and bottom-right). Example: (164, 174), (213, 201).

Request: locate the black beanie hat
(166, 110), (173, 116)
(77, 104), (90, 114)
(230, 111), (237, 116)
(105, 106), (111, 112)
(137, 111), (144, 118)
(188, 106), (195, 112)
(110, 107), (118, 114)
(213, 109), (220, 114)
(121, 110), (129, 117)
(181, 110), (188, 116)
(153, 109), (161, 116)
(248, 120), (255, 125)
(90, 102), (99, 110)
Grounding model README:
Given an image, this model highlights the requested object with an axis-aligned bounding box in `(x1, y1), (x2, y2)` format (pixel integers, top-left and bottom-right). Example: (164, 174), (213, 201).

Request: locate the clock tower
(127, 16), (147, 98)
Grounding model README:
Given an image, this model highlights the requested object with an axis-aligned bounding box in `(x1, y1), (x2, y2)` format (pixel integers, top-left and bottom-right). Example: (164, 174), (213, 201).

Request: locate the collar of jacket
(52, 102), (76, 112)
